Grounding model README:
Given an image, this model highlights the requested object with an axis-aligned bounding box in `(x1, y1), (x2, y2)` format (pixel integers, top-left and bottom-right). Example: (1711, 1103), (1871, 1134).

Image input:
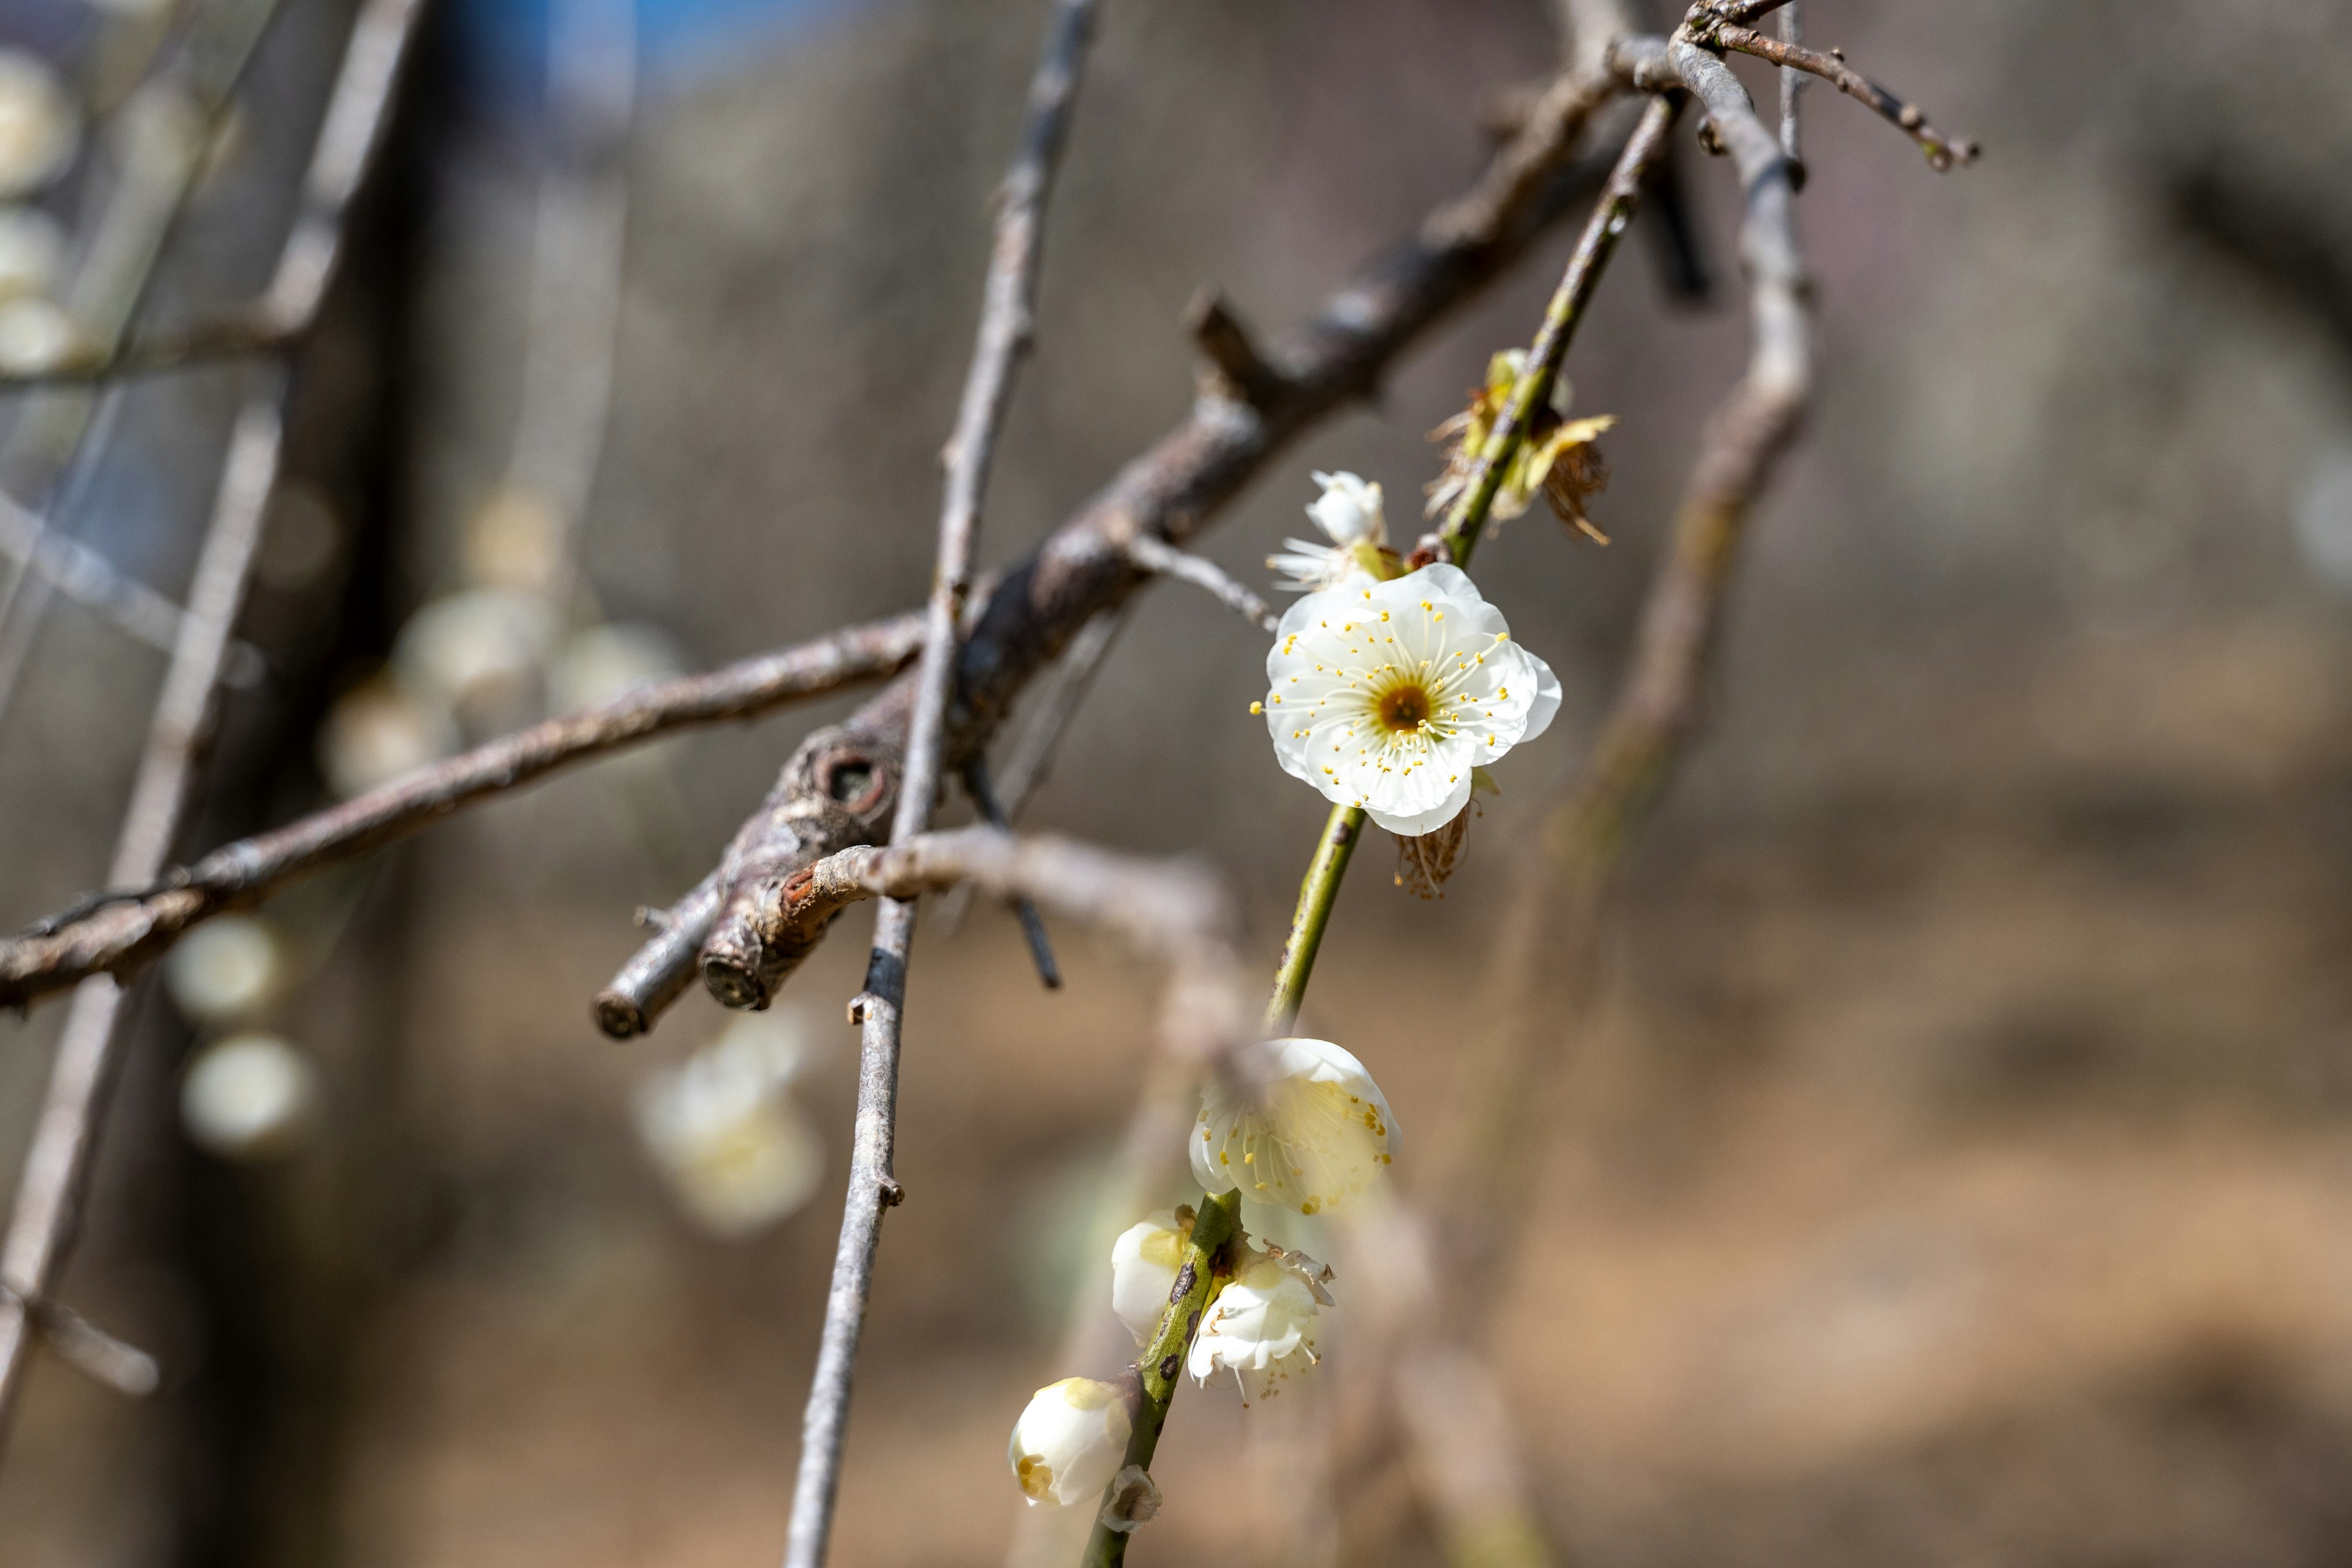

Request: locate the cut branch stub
(700, 723), (902, 1009)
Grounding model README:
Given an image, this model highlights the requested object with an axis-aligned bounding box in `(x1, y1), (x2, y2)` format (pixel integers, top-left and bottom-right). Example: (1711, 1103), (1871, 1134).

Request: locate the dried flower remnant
(1393, 768), (1501, 899)
(1098, 1464), (1162, 1534)
(1427, 349), (1616, 541)
(1008, 1377), (1131, 1508)
(1186, 1240), (1336, 1405)
(1268, 470), (1400, 592)
(1194, 1038), (1396, 1216)
(1262, 564), (1560, 836)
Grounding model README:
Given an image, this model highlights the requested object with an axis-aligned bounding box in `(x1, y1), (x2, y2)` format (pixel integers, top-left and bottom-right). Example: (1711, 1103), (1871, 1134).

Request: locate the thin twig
(1776, 2), (1804, 179)
(0, 485), (267, 682)
(779, 4), (1099, 1564)
(0, 1283), (160, 1400)
(0, 388), (284, 1444)
(1123, 533), (1276, 632)
(595, 870), (725, 1038)
(960, 756), (1063, 989)
(1709, 23), (1977, 172)
(0, 611), (925, 1011)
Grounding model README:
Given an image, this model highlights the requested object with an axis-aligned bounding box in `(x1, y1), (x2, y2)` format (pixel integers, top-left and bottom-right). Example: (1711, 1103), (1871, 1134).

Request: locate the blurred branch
(0, 1283), (161, 1400)
(960, 756), (1063, 989)
(0, 0), (429, 393)
(0, 611), (925, 1012)
(1122, 533), (1276, 632)
(0, 390), (284, 1447)
(782, 2), (1101, 1562)
(1706, 22), (1978, 171)
(1776, 2), (1806, 178)
(652, 40), (1644, 1034)
(0, 486), (266, 685)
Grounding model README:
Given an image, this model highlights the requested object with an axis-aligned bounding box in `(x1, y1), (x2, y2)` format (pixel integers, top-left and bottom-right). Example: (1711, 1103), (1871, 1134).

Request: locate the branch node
(878, 1177), (907, 1208)
(1184, 287), (1281, 407)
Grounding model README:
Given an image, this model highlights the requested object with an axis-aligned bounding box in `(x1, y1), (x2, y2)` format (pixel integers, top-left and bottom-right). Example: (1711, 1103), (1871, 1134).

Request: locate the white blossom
(636, 1013), (824, 1238)
(0, 51), (78, 200)
(0, 296), (76, 375)
(0, 206), (64, 304)
(1192, 1038), (1395, 1216)
(1268, 470), (1389, 593)
(180, 1035), (320, 1161)
(1109, 1208), (1193, 1344)
(164, 915), (285, 1028)
(1008, 1378), (1131, 1507)
(1185, 1242), (1336, 1404)
(1261, 562), (1559, 835)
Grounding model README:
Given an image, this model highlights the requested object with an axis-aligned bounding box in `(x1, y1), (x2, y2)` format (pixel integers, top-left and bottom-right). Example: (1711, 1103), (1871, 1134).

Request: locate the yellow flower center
(1376, 682), (1431, 734)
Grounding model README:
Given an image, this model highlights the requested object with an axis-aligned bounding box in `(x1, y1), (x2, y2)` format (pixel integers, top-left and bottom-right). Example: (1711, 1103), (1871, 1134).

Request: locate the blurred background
(5, 0), (2352, 1564)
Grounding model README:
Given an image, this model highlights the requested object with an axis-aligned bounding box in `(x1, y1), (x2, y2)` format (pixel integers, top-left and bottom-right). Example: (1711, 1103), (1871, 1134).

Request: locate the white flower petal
(1192, 1038), (1395, 1216)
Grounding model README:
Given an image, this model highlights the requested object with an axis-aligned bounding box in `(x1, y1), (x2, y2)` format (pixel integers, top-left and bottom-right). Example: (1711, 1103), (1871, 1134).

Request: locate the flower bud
(1306, 470), (1385, 546)
(1008, 1378), (1130, 1507)
(1192, 1038), (1396, 1216)
(1107, 1207), (1193, 1344)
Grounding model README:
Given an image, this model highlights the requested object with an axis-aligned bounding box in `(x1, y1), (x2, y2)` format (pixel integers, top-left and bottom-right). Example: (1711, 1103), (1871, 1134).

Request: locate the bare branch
(594, 871), (724, 1038)
(0, 611), (924, 1011)
(1123, 533), (1277, 633)
(1776, 2), (1806, 181)
(0, 390), (284, 1442)
(1709, 23), (1978, 172)
(959, 756), (1063, 989)
(0, 1284), (160, 1400)
(779, 3), (1100, 1563)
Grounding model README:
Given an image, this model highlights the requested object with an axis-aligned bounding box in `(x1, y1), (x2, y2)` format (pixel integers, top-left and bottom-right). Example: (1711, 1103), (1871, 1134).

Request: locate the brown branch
(959, 756), (1063, 989)
(780, 4), (1099, 1564)
(0, 612), (924, 1012)
(1709, 23), (1977, 172)
(641, 46), (1646, 1034)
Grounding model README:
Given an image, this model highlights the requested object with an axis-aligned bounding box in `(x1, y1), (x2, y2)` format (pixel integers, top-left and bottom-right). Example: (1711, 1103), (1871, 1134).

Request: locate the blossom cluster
(1006, 1038), (1395, 1524)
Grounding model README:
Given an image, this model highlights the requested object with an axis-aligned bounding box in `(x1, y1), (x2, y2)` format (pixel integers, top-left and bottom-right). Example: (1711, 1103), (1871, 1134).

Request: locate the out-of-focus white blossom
(318, 675), (455, 797)
(1008, 1378), (1130, 1507)
(1186, 1242), (1336, 1405)
(393, 589), (557, 712)
(1268, 470), (1390, 594)
(0, 51), (78, 200)
(0, 206), (65, 303)
(635, 1012), (824, 1237)
(1193, 1038), (1395, 1216)
(1261, 563), (1560, 836)
(1109, 1207), (1194, 1344)
(465, 484), (565, 595)
(180, 1034), (320, 1161)
(164, 915), (284, 1028)
(0, 296), (77, 374)
(551, 622), (684, 714)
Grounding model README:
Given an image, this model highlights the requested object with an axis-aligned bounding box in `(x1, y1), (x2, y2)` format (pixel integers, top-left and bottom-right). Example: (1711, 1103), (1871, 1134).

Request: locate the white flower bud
(1307, 470), (1384, 546)
(1192, 1038), (1396, 1216)
(1108, 1207), (1194, 1344)
(180, 1035), (320, 1161)
(1185, 1242), (1335, 1405)
(1008, 1378), (1130, 1507)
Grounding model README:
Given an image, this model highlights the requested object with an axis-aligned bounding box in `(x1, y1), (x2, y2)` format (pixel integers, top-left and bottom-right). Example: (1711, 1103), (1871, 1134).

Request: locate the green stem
(1080, 1188), (1242, 1568)
(1259, 94), (1685, 1029)
(1263, 802), (1363, 1033)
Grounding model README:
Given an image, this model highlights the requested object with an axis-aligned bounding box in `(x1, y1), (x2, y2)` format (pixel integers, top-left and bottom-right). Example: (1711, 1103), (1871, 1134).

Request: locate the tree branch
(1708, 23), (1977, 172)
(780, 4), (1101, 1562)
(1122, 533), (1276, 633)
(0, 611), (923, 1011)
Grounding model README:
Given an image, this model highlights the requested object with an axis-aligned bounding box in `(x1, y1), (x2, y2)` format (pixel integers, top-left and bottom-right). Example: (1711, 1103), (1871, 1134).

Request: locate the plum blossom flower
(1109, 1207), (1194, 1344)
(1008, 1378), (1131, 1507)
(1193, 1038), (1395, 1217)
(1186, 1241), (1337, 1404)
(1268, 470), (1394, 593)
(1259, 563), (1560, 836)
